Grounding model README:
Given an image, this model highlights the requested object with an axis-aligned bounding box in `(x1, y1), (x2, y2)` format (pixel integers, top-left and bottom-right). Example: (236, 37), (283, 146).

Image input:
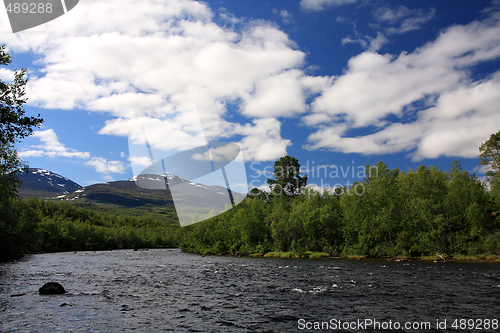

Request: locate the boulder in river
(39, 282), (66, 295)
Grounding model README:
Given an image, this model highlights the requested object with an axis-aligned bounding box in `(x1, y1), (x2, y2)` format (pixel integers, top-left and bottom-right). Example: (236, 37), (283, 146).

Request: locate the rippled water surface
(1, 249), (500, 332)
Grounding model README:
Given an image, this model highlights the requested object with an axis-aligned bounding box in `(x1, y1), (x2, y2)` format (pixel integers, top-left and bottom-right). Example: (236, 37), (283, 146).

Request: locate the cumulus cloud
(4, 0), (500, 166)
(18, 129), (90, 159)
(129, 155), (153, 168)
(300, 0), (357, 12)
(191, 143), (239, 162)
(237, 118), (291, 162)
(19, 129), (127, 175)
(306, 14), (500, 160)
(242, 70), (307, 118)
(0, 0), (316, 162)
(0, 68), (15, 82)
(85, 157), (126, 174)
(413, 74), (500, 160)
(118, 113), (207, 153)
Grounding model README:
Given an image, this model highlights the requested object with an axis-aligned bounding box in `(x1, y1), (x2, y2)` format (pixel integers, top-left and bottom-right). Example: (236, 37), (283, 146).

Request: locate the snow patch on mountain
(17, 168), (82, 199)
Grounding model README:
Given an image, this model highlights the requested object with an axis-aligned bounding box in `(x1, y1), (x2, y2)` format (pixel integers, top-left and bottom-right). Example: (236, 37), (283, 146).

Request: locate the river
(1, 249), (499, 332)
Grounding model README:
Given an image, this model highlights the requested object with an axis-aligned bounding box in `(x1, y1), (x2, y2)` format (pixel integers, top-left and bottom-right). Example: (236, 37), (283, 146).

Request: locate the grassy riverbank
(187, 250), (500, 263)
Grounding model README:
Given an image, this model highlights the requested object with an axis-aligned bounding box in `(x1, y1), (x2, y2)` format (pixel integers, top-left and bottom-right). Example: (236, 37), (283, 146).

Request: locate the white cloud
(373, 5), (411, 23)
(341, 36), (367, 49)
(306, 14), (500, 160)
(273, 9), (294, 25)
(128, 155), (153, 168)
(310, 49), (464, 128)
(19, 129), (128, 175)
(341, 31), (389, 51)
(113, 113), (207, 153)
(4, 0), (500, 166)
(368, 32), (389, 51)
(86, 157), (126, 174)
(474, 164), (491, 176)
(0, 68), (15, 82)
(373, 6), (436, 34)
(341, 5), (435, 53)
(0, 0), (312, 162)
(191, 143), (239, 162)
(300, 0), (357, 12)
(18, 129), (90, 159)
(237, 118), (291, 161)
(242, 70), (307, 118)
(17, 149), (44, 158)
(413, 74), (500, 160)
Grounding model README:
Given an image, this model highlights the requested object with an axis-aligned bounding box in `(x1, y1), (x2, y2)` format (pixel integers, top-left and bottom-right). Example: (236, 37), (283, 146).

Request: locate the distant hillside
(17, 168), (82, 199)
(47, 174), (245, 222)
(49, 176), (176, 221)
(16, 169), (244, 222)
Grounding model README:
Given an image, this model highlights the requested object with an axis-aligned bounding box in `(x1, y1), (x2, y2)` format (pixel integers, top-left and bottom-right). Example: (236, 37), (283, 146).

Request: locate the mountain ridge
(16, 168), (82, 199)
(17, 169), (245, 222)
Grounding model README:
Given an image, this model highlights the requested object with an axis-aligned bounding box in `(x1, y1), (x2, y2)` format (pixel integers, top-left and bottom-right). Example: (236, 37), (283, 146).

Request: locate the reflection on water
(1, 249), (499, 332)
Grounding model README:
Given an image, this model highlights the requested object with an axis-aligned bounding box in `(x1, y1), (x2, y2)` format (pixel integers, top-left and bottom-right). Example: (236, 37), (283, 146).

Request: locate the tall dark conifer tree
(267, 156), (308, 198)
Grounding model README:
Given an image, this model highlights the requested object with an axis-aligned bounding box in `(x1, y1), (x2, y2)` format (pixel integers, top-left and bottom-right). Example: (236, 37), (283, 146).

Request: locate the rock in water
(39, 282), (67, 295)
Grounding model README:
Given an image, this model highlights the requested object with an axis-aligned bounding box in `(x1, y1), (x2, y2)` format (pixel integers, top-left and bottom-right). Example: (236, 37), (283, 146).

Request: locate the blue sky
(1, 0), (500, 193)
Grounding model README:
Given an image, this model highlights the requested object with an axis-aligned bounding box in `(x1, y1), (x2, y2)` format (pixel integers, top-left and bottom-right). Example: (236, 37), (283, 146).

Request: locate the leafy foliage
(267, 156), (307, 198)
(479, 131), (500, 175)
(480, 131), (500, 203)
(0, 45), (43, 258)
(0, 45), (43, 147)
(0, 143), (26, 195)
(0, 45), (43, 191)
(3, 159), (500, 260)
(180, 160), (500, 258)
(1, 197), (179, 259)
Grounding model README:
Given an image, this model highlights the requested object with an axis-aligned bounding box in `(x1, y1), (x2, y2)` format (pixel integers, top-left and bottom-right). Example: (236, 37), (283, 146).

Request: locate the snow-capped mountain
(128, 173), (242, 204)
(16, 168), (82, 199)
(16, 169), (245, 222)
(129, 173), (190, 188)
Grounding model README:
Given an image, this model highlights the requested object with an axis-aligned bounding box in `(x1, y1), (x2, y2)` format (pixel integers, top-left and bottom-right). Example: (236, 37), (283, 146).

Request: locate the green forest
(2, 44), (500, 261)
(179, 159), (500, 258)
(0, 197), (179, 259)
(3, 156), (500, 261)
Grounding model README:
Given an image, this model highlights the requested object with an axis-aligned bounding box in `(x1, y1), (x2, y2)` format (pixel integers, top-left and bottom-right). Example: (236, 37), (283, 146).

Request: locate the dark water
(1, 249), (499, 332)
